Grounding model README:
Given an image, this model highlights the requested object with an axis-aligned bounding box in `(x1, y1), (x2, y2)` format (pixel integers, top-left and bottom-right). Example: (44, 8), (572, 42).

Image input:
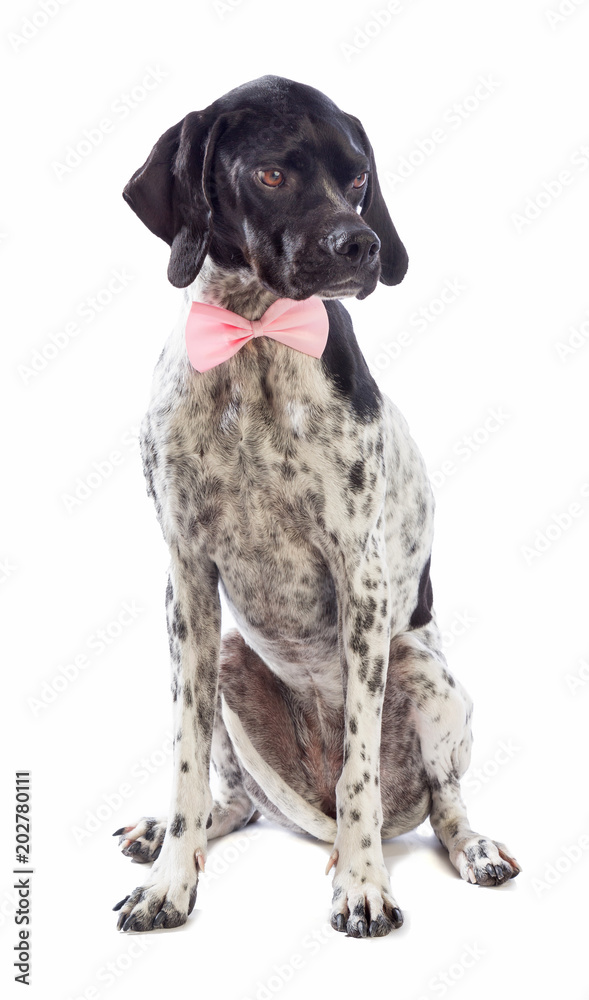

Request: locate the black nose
(330, 228), (381, 267)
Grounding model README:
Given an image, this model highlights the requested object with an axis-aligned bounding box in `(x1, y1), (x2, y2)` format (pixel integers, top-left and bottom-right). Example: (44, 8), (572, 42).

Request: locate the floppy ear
(122, 111), (222, 288)
(345, 114), (409, 286)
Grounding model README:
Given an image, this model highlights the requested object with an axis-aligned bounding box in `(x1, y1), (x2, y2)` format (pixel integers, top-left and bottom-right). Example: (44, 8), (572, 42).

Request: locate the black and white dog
(113, 75), (520, 938)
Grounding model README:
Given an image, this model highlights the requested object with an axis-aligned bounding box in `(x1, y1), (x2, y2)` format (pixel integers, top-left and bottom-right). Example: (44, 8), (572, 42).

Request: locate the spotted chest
(141, 324), (433, 680)
(148, 338), (366, 601)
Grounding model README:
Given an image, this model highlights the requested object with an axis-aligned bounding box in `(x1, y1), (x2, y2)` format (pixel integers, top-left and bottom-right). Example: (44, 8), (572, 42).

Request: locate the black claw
(112, 896), (130, 912)
(336, 913), (346, 933)
(495, 865), (505, 881)
(153, 911), (166, 929)
(368, 913), (393, 937)
(113, 827), (126, 837)
(391, 907), (404, 928)
(357, 919), (368, 938)
(152, 845), (162, 861)
(116, 911), (127, 931)
(126, 841), (142, 855)
(122, 914), (137, 932)
(486, 863), (495, 880)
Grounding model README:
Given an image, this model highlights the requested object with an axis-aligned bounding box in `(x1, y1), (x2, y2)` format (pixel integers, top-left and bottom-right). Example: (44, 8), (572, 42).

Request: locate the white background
(2, 0), (588, 997)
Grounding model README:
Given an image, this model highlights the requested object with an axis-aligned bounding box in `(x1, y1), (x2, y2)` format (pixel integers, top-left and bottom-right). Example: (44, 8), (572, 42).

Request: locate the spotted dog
(113, 75), (520, 937)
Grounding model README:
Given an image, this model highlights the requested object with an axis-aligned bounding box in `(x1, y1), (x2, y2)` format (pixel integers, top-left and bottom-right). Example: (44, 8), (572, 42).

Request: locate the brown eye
(353, 172), (368, 188)
(258, 169), (284, 187)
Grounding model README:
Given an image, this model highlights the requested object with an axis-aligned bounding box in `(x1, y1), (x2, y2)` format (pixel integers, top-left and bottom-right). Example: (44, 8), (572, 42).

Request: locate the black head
(123, 75), (408, 300)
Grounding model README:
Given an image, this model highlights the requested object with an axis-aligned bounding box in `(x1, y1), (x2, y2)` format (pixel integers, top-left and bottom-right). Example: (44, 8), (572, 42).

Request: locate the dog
(112, 75), (520, 938)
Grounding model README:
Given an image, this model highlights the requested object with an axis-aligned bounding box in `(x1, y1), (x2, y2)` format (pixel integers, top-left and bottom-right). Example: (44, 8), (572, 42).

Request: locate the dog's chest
(144, 342), (378, 671)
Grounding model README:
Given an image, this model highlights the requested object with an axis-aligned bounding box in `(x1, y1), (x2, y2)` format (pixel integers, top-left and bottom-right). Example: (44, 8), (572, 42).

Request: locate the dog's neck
(188, 258), (278, 321)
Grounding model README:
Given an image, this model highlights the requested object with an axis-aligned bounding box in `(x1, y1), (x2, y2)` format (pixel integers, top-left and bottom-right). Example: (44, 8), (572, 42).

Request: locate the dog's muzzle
(313, 224), (382, 297)
(324, 227), (381, 268)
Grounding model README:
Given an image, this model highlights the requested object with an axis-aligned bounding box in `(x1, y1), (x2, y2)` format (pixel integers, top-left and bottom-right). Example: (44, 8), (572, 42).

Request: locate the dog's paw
(113, 817), (166, 864)
(329, 853), (403, 938)
(453, 836), (521, 886)
(113, 851), (203, 932)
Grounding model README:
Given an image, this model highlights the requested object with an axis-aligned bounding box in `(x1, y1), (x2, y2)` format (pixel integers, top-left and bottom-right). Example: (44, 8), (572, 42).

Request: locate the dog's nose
(329, 228), (381, 267)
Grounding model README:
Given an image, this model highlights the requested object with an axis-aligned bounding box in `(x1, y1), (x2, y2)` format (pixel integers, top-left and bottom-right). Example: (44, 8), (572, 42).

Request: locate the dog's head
(123, 75), (408, 301)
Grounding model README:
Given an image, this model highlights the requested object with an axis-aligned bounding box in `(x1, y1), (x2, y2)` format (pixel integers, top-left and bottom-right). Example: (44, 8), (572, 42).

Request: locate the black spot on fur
(349, 460), (365, 493)
(367, 658), (385, 695)
(197, 702), (212, 736)
(170, 813), (186, 837)
(409, 556), (434, 629)
(350, 633), (369, 659)
(280, 461), (296, 480)
(355, 609), (375, 633)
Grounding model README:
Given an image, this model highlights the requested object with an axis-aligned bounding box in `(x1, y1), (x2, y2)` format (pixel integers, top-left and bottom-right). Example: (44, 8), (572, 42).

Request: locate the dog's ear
(345, 114), (409, 286)
(123, 111), (226, 288)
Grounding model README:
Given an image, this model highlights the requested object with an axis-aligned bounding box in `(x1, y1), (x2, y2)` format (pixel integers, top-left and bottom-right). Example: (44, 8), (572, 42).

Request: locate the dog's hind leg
(216, 629), (340, 841)
(115, 775), (259, 867)
(116, 794), (258, 870)
(392, 622), (522, 885)
(115, 817), (167, 864)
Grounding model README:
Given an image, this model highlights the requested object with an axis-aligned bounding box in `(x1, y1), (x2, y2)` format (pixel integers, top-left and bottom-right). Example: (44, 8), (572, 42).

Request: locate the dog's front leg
(328, 529), (403, 938)
(114, 554), (220, 931)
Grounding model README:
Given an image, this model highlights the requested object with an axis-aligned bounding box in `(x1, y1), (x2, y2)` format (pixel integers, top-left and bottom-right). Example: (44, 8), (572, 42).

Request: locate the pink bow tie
(185, 296), (329, 373)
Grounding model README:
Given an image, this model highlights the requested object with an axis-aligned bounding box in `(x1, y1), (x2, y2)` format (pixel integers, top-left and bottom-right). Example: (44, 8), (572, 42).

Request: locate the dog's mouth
(316, 281), (365, 299)
(257, 268), (380, 304)
(313, 268), (381, 301)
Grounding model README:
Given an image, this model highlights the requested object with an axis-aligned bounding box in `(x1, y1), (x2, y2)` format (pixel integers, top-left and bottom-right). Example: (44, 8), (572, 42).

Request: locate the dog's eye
(353, 172), (368, 189)
(258, 169), (285, 187)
